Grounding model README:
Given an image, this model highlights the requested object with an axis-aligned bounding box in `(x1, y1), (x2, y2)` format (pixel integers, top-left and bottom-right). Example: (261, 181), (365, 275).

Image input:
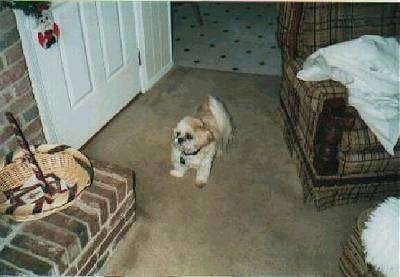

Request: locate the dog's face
(173, 117), (213, 153)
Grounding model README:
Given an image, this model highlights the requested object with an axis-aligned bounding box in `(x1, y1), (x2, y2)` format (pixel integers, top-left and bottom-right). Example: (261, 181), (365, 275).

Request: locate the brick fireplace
(0, 7), (46, 155)
(0, 160), (136, 275)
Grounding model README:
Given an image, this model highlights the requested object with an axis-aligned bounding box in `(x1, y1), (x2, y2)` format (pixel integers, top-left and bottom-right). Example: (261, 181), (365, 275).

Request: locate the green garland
(1, 1), (50, 18)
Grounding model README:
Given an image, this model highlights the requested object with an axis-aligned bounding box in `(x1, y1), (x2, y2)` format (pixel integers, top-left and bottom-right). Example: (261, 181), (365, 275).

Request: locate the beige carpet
(83, 67), (372, 276)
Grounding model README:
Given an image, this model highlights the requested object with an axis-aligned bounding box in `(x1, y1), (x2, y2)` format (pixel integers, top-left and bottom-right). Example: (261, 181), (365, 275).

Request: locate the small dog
(170, 96), (233, 187)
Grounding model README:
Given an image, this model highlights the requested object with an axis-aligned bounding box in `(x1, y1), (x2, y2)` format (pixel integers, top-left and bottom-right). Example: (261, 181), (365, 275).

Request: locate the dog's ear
(187, 118), (204, 130)
(195, 128), (214, 149)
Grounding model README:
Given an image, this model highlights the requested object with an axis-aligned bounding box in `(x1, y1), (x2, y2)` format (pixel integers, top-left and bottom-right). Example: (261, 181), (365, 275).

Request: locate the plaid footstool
(339, 208), (384, 276)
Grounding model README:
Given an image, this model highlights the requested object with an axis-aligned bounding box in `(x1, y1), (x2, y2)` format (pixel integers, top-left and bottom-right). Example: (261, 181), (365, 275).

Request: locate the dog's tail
(208, 96), (233, 151)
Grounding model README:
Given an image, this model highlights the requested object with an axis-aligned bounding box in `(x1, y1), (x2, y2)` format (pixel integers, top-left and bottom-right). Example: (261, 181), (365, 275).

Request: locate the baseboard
(144, 61), (174, 92)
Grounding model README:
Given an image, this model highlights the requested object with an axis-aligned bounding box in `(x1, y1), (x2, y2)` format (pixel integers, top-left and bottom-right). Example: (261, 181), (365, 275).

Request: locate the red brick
(5, 42), (23, 65)
(87, 182), (117, 213)
(6, 93), (34, 116)
(0, 246), (54, 275)
(43, 213), (89, 248)
(0, 126), (14, 144)
(62, 204), (100, 237)
(23, 117), (42, 137)
(6, 136), (18, 152)
(64, 265), (78, 276)
(0, 59), (27, 90)
(0, 259), (27, 275)
(28, 131), (45, 145)
(11, 234), (68, 273)
(0, 9), (16, 30)
(115, 216), (136, 247)
(125, 198), (136, 222)
(79, 253), (97, 276)
(95, 175), (127, 205)
(24, 221), (81, 262)
(22, 105), (39, 123)
(93, 251), (109, 274)
(0, 27), (20, 51)
(0, 216), (20, 226)
(0, 222), (12, 238)
(110, 199), (128, 228)
(0, 86), (15, 106)
(2, 90), (13, 105)
(79, 192), (109, 224)
(92, 160), (134, 188)
(99, 217), (125, 255)
(77, 228), (107, 269)
(13, 74), (32, 96)
(110, 193), (134, 227)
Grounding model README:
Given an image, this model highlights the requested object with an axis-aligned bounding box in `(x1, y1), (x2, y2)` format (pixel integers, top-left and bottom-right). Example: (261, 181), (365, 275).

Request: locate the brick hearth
(0, 7), (46, 155)
(0, 160), (136, 275)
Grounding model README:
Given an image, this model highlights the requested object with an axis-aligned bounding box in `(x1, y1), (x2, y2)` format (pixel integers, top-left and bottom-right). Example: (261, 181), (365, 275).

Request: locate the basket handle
(5, 112), (52, 194)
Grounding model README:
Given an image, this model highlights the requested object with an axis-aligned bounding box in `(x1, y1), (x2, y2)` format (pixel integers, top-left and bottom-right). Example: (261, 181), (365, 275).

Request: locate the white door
(16, 1), (141, 148)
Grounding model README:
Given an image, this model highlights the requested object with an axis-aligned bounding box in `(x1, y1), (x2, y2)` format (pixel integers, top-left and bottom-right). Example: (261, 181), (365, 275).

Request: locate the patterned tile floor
(172, 2), (281, 75)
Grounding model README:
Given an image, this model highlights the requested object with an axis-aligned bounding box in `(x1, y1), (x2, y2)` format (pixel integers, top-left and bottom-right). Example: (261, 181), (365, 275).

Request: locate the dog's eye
(176, 131), (181, 137)
(185, 133), (193, 140)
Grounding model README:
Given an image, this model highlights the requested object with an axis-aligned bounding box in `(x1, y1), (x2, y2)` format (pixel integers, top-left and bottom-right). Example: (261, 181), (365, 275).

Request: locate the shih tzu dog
(170, 96), (233, 188)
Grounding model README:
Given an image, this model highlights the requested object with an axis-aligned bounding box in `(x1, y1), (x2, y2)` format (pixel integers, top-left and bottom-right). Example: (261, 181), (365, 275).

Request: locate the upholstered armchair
(277, 3), (399, 209)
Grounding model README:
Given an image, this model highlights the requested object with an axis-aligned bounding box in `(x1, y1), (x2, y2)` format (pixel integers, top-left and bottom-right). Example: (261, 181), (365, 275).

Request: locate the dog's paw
(195, 182), (207, 189)
(195, 177), (208, 188)
(170, 169), (184, 178)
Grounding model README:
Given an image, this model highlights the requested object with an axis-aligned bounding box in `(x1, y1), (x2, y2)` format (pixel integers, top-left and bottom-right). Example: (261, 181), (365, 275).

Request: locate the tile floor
(172, 2), (281, 75)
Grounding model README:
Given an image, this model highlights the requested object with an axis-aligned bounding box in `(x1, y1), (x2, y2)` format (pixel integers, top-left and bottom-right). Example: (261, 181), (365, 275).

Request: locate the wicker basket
(0, 144), (93, 221)
(339, 208), (385, 276)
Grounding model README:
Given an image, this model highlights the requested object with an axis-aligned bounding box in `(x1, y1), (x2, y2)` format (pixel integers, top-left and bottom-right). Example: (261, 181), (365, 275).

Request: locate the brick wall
(0, 160), (136, 275)
(0, 7), (46, 155)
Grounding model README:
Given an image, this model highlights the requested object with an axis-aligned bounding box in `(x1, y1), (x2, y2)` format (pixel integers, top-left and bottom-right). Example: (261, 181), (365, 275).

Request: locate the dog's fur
(170, 96), (233, 187)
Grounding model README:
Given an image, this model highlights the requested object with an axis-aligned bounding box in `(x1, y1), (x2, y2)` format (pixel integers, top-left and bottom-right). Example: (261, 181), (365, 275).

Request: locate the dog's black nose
(177, 137), (184, 144)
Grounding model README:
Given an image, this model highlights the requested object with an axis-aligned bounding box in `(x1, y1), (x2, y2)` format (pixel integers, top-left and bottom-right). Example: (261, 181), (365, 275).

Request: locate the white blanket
(297, 35), (400, 155)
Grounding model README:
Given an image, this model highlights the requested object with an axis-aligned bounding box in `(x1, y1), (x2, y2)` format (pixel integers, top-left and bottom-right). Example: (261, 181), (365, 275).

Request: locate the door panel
(57, 2), (94, 107)
(97, 2), (124, 78)
(28, 1), (141, 148)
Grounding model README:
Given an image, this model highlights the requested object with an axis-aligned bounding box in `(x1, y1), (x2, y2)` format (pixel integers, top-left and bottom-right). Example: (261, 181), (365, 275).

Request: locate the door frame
(14, 2), (151, 145)
(14, 9), (59, 143)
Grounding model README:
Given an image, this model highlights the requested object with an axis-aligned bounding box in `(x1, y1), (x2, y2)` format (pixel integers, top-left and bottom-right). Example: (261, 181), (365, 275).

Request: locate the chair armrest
(282, 58), (353, 175)
(313, 99), (356, 175)
(283, 58), (348, 140)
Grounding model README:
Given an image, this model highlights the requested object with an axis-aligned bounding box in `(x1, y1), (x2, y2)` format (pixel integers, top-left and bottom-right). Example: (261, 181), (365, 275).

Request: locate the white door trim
(144, 1), (173, 91)
(14, 10), (59, 143)
(136, 1), (173, 92)
(133, 1), (147, 93)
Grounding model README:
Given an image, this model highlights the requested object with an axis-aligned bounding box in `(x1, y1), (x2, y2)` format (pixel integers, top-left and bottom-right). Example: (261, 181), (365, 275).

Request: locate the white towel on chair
(297, 35), (400, 155)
